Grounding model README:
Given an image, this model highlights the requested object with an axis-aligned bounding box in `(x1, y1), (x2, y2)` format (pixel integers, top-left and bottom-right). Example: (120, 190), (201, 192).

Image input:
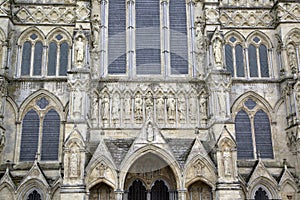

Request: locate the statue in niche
(91, 95), (98, 119)
(167, 97), (175, 120)
(189, 96), (197, 120)
(178, 96), (186, 121)
(146, 122), (154, 142)
(218, 91), (226, 117)
(223, 146), (232, 176)
(91, 15), (100, 49)
(124, 95), (131, 120)
(74, 35), (85, 67)
(287, 44), (297, 73)
(145, 92), (153, 120)
(69, 151), (79, 178)
(101, 95), (109, 120)
(211, 29), (224, 67)
(156, 96), (164, 120)
(73, 91), (83, 117)
(199, 94), (207, 120)
(112, 99), (119, 121)
(194, 160), (204, 176)
(97, 162), (107, 177)
(195, 16), (205, 52)
(135, 94), (143, 120)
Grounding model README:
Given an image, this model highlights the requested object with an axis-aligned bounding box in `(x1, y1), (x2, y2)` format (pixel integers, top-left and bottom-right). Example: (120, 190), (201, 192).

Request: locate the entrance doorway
(89, 182), (115, 200)
(187, 181), (213, 200)
(128, 179), (169, 200)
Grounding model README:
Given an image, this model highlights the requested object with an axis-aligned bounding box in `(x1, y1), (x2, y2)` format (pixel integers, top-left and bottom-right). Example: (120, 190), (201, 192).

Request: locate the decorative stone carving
(199, 93), (207, 124)
(146, 121), (154, 142)
(135, 92), (143, 121)
(194, 160), (204, 176)
(101, 93), (109, 121)
(145, 91), (153, 120)
(217, 90), (226, 118)
(69, 150), (79, 178)
(167, 96), (175, 121)
(91, 15), (100, 49)
(124, 93), (132, 121)
(212, 29), (224, 67)
(0, 129), (5, 150)
(73, 89), (83, 119)
(178, 94), (186, 122)
(97, 162), (107, 177)
(74, 34), (85, 67)
(223, 146), (232, 176)
(91, 94), (99, 120)
(112, 93), (120, 122)
(189, 93), (197, 122)
(287, 44), (297, 74)
(156, 95), (164, 121)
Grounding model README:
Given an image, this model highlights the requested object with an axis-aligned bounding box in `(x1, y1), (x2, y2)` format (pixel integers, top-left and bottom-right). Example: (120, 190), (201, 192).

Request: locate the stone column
(178, 189), (187, 200)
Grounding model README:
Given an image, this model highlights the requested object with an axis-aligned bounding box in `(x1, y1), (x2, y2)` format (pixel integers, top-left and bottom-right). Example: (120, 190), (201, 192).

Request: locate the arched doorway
(187, 181), (213, 200)
(254, 187), (269, 200)
(27, 190), (42, 200)
(128, 180), (147, 200)
(89, 182), (115, 200)
(125, 153), (177, 200)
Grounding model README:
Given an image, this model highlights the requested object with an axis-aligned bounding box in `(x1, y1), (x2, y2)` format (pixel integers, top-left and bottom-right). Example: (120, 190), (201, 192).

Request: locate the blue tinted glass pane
(225, 44), (234, 76)
(249, 44), (258, 77)
(59, 42), (68, 76)
(47, 42), (57, 76)
(136, 49), (161, 74)
(259, 44), (269, 77)
(108, 0), (126, 74)
(170, 0), (188, 74)
(136, 0), (160, 74)
(20, 109), (39, 161)
(21, 41), (32, 76)
(33, 42), (43, 76)
(41, 109), (60, 161)
(36, 97), (49, 109)
(235, 110), (254, 159)
(245, 98), (256, 110)
(254, 110), (273, 159)
(235, 44), (245, 77)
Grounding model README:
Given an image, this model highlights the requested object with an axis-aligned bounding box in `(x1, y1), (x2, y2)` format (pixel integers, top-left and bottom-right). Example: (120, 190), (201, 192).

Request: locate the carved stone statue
(156, 97), (164, 120)
(189, 96), (197, 121)
(167, 97), (175, 120)
(217, 91), (226, 117)
(112, 97), (119, 121)
(73, 91), (82, 118)
(0, 130), (5, 148)
(213, 37), (223, 65)
(74, 36), (85, 66)
(146, 122), (154, 142)
(194, 160), (204, 176)
(70, 151), (79, 178)
(91, 16), (100, 48)
(178, 96), (186, 122)
(101, 95), (109, 120)
(199, 94), (207, 120)
(97, 162), (107, 177)
(124, 95), (131, 120)
(223, 146), (232, 176)
(145, 92), (153, 120)
(287, 44), (297, 73)
(91, 95), (98, 119)
(135, 94), (143, 121)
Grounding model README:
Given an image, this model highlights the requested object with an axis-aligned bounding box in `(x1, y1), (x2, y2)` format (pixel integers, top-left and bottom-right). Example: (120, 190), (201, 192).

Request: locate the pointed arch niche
(124, 153), (177, 200)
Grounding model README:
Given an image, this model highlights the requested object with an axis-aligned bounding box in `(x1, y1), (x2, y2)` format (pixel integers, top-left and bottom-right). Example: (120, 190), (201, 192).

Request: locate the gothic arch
(231, 91), (273, 115)
(46, 27), (72, 45)
(284, 28), (300, 45)
(246, 31), (273, 48)
(0, 183), (15, 199)
(5, 96), (18, 122)
(248, 177), (279, 200)
(17, 27), (45, 45)
(16, 179), (49, 200)
(85, 156), (118, 190)
(183, 156), (217, 190)
(19, 89), (64, 121)
(224, 30), (246, 47)
(119, 145), (181, 189)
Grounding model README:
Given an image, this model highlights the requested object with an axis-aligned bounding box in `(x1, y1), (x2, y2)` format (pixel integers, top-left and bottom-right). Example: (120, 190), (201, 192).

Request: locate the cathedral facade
(0, 0), (299, 199)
